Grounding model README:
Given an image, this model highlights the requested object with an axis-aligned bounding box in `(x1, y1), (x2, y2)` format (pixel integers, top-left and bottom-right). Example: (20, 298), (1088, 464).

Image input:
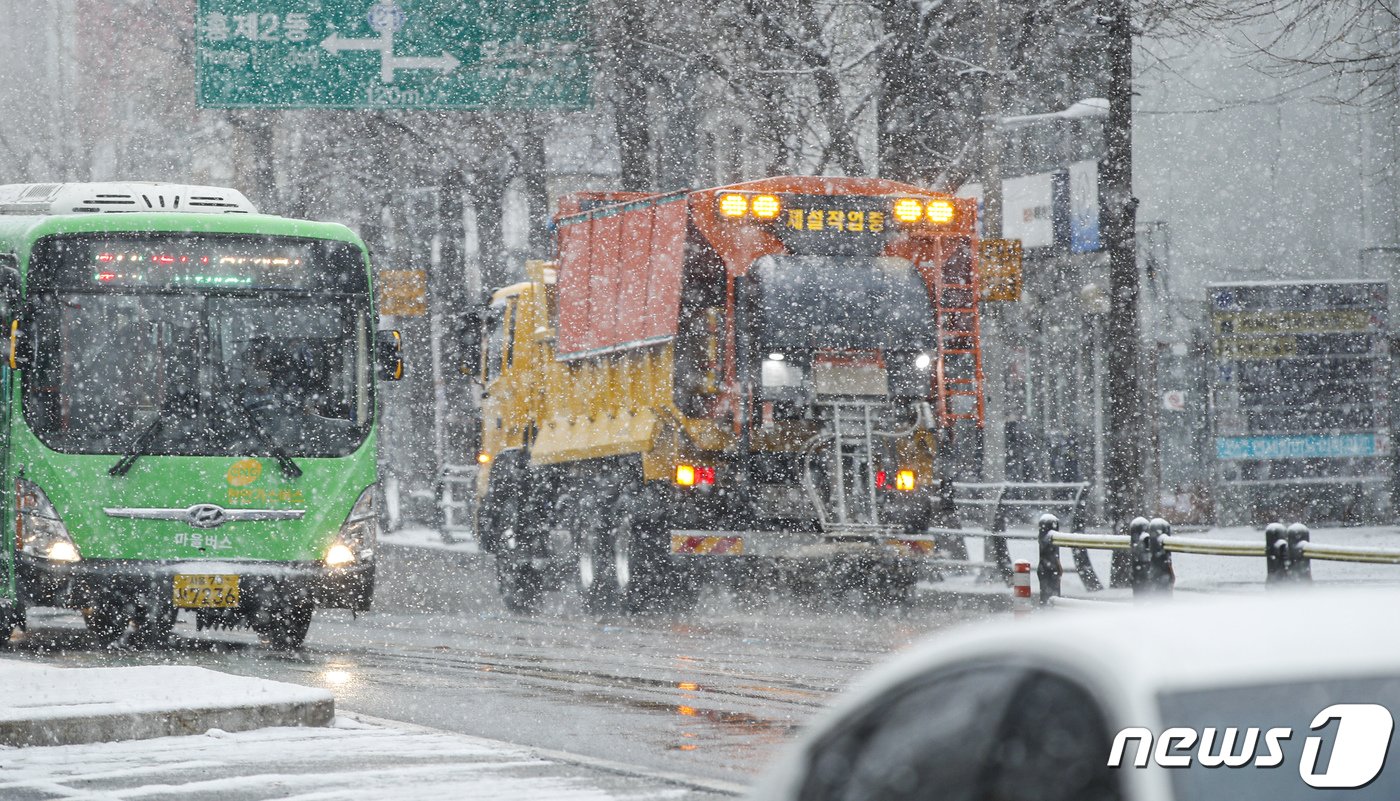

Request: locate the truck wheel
(576, 515), (620, 614)
(83, 604), (128, 647)
(478, 492), (514, 555)
(497, 557), (545, 615)
(612, 483), (698, 614)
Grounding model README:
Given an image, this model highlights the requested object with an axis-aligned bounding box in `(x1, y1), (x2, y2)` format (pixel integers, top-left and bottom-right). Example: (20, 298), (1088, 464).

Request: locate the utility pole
(1101, 0), (1146, 530)
(979, 0), (1003, 240)
(977, 0), (1006, 482)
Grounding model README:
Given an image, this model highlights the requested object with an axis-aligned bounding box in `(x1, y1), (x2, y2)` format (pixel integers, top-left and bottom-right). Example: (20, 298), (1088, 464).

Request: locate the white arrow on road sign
(386, 52), (460, 74)
(321, 27), (458, 84)
(321, 32), (383, 53)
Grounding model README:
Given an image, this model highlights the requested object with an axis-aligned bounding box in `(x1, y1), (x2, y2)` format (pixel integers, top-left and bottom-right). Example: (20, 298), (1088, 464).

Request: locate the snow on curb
(0, 660), (333, 747)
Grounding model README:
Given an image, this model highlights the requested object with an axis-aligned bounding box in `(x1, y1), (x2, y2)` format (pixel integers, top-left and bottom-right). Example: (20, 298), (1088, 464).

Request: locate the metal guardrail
(917, 481), (1103, 591)
(1026, 514), (1400, 602)
(920, 485), (1400, 602)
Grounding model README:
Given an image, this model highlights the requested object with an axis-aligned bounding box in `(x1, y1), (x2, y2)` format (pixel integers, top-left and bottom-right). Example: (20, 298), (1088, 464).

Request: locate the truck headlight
(16, 479), (80, 562)
(326, 484), (379, 568)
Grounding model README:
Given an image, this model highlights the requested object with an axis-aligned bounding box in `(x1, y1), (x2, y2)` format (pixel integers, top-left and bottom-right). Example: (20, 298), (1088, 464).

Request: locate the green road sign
(196, 0), (589, 110)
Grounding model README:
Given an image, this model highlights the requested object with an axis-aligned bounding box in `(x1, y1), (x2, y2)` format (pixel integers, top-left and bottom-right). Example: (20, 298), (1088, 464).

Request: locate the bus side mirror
(376, 330), (404, 381)
(0, 257), (18, 326)
(0, 259), (25, 370)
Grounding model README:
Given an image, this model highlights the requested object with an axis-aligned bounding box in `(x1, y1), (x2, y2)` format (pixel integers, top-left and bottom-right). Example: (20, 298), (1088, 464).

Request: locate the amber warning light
(717, 193), (781, 220)
(894, 198), (957, 225)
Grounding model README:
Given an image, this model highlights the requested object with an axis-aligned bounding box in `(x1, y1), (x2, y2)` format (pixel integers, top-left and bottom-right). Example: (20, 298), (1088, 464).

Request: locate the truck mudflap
(670, 529), (938, 559)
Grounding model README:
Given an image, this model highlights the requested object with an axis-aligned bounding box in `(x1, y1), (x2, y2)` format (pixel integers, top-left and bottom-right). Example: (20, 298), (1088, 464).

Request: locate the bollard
(1037, 514), (1062, 603)
(1130, 516), (1173, 599)
(1264, 522), (1287, 586)
(1012, 560), (1034, 616)
(1128, 516), (1151, 595)
(1286, 523), (1313, 583)
(1146, 518), (1176, 595)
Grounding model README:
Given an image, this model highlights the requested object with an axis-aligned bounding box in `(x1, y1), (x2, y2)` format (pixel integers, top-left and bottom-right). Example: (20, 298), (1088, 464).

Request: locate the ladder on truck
(930, 250), (985, 430)
(802, 401), (899, 536)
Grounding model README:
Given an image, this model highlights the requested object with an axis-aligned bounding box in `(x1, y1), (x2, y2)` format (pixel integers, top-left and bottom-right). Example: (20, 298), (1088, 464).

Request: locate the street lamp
(999, 98), (1109, 129)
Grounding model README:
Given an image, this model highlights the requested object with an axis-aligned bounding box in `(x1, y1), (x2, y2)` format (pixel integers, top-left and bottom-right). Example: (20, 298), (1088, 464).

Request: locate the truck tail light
(675, 464), (716, 487)
(895, 469), (917, 492)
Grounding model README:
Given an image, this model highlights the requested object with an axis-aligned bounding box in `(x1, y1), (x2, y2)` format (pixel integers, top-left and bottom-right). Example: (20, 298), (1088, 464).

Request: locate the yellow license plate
(172, 574), (241, 609)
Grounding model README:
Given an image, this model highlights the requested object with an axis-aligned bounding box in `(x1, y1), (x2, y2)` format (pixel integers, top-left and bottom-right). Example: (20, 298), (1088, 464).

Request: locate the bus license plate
(172, 574), (241, 609)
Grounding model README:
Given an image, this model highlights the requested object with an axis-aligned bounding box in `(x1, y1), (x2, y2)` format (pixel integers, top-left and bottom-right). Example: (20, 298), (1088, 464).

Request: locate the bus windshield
(23, 233), (373, 459)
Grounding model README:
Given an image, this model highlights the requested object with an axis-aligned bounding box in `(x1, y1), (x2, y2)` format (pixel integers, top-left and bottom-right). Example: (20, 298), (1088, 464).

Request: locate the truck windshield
(23, 233), (373, 458)
(752, 256), (935, 353)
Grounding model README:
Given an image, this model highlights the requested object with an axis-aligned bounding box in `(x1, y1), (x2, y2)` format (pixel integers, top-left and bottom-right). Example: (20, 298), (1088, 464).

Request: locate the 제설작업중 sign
(196, 0), (589, 110)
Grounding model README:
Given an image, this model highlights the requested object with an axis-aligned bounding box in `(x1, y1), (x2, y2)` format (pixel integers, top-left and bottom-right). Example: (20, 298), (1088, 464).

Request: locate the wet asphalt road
(3, 542), (992, 787)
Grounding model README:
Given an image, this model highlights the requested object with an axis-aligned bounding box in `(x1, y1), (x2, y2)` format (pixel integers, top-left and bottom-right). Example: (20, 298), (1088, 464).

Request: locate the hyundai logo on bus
(1109, 704), (1393, 789)
(186, 504), (229, 529)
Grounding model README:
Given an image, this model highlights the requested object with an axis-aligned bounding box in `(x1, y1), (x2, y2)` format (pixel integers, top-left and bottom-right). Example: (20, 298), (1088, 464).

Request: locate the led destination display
(32, 233), (365, 292)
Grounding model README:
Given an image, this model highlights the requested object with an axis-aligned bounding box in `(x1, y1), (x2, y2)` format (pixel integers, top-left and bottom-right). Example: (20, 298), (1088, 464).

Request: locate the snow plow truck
(474, 176), (984, 613)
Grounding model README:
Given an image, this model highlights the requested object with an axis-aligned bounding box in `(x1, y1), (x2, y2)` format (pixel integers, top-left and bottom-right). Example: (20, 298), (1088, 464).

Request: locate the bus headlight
(16, 479), (81, 562)
(326, 484), (379, 568)
(325, 542), (356, 568)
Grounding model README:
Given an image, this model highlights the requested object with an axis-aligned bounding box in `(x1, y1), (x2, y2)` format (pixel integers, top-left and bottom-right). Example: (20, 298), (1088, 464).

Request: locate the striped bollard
(1013, 559), (1034, 616)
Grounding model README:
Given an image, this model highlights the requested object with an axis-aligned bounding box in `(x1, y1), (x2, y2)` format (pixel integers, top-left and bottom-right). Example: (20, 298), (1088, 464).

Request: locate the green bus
(0, 182), (402, 648)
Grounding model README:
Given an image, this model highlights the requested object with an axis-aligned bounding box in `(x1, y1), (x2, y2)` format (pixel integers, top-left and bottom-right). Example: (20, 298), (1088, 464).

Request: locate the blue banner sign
(1216, 434), (1387, 461)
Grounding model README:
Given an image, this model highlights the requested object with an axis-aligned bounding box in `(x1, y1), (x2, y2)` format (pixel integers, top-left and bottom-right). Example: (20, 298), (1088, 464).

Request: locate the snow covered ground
(0, 658), (736, 800)
(0, 713), (729, 800)
(381, 524), (480, 556)
(0, 661), (332, 746)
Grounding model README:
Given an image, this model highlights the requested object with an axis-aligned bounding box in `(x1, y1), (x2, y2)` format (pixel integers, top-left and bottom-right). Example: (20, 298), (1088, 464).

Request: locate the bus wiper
(235, 402), (302, 480)
(250, 424), (303, 480)
(109, 413), (167, 477)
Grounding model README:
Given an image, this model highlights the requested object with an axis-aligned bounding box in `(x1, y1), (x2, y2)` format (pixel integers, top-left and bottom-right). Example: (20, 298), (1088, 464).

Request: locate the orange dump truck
(475, 176), (984, 613)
